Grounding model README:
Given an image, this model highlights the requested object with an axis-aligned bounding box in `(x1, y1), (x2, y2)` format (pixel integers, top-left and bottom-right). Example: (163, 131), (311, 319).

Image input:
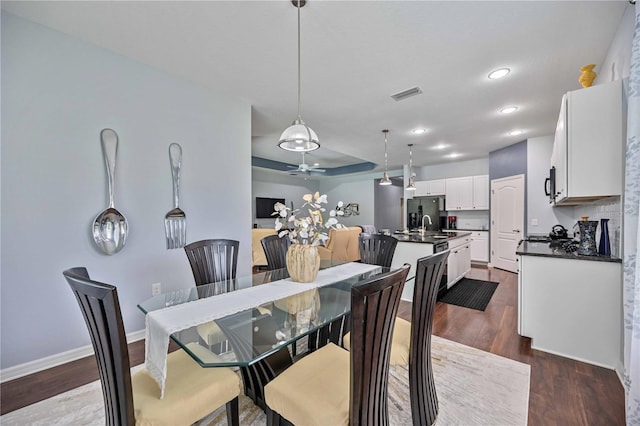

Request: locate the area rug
(0, 336), (529, 425)
(439, 278), (499, 311)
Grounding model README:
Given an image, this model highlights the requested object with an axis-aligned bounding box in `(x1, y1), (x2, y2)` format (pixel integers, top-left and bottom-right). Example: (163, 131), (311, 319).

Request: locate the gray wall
(319, 176), (376, 227)
(1, 13), (252, 369)
(526, 136), (575, 233)
(489, 140), (528, 180)
(251, 168), (320, 229)
(374, 180), (404, 231)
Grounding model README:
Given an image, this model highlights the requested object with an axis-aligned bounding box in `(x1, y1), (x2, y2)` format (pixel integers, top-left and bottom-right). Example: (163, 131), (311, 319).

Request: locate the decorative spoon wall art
(92, 128), (129, 255)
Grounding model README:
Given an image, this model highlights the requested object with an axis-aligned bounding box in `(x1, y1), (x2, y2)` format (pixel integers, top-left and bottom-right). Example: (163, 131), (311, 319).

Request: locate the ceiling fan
(286, 152), (326, 175)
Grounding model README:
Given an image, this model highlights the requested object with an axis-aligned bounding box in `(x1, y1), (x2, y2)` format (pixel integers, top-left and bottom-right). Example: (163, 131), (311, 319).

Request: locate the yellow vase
(578, 64), (596, 88)
(286, 244), (320, 283)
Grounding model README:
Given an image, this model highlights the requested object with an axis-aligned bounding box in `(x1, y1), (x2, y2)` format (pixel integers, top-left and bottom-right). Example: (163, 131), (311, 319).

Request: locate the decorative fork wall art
(165, 143), (187, 249)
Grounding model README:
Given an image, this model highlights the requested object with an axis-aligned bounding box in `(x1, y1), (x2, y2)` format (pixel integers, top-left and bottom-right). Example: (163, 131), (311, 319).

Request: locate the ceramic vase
(286, 244), (320, 283)
(598, 218), (611, 256)
(577, 220), (598, 256)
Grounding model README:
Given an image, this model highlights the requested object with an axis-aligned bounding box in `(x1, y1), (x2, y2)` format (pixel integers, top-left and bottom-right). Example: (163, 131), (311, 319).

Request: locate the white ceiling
(2, 1), (628, 174)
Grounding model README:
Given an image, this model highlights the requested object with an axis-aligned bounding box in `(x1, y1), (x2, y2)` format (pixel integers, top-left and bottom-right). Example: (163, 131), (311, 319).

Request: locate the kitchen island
(516, 241), (622, 370)
(390, 231), (471, 301)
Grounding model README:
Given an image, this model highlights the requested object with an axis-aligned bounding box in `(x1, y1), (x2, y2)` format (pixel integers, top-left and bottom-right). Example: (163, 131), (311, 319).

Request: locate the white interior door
(490, 175), (524, 273)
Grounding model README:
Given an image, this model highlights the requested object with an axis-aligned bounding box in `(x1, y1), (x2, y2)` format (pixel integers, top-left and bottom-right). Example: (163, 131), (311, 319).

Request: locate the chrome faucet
(421, 215), (433, 233)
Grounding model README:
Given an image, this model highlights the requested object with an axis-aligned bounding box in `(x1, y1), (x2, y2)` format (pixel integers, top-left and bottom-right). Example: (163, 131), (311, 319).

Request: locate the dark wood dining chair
(358, 233), (398, 268)
(263, 264), (410, 426)
(184, 239), (239, 286)
(393, 250), (449, 426)
(63, 267), (240, 426)
(184, 239), (241, 349)
(261, 234), (291, 270)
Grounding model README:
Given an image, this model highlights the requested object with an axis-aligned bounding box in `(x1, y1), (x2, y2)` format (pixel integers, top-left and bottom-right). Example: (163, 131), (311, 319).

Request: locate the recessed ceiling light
(488, 68), (510, 79)
(509, 130), (523, 136)
(412, 128), (427, 135)
(500, 106), (518, 114)
(447, 153), (461, 159)
(432, 143), (448, 150)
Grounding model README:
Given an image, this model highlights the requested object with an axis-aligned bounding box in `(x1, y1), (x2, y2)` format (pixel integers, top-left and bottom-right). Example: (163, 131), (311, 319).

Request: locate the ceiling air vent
(391, 86), (423, 101)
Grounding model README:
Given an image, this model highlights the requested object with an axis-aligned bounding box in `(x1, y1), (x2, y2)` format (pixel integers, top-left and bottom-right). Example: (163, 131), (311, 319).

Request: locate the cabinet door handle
(512, 229), (521, 233)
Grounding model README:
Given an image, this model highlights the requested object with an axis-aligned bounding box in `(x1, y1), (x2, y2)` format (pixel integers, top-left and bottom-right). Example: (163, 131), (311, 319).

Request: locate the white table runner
(145, 262), (381, 397)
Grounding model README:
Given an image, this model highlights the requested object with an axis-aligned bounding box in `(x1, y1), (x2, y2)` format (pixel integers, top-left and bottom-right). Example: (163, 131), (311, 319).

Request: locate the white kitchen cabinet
(472, 175), (489, 210)
(518, 254), (621, 368)
(446, 175), (488, 211)
(551, 80), (624, 205)
(414, 179), (446, 196)
(446, 234), (471, 287)
(470, 231), (489, 262)
(445, 177), (473, 210)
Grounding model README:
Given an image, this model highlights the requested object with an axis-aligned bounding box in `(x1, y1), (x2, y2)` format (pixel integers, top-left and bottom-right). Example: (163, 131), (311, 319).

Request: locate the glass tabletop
(138, 260), (388, 367)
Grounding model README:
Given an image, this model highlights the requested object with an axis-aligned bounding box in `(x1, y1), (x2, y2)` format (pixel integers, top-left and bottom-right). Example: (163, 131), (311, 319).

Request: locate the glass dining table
(138, 260), (388, 409)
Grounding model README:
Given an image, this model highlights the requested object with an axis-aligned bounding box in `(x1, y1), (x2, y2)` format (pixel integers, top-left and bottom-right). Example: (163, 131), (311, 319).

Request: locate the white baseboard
(530, 342), (618, 371)
(0, 329), (145, 383)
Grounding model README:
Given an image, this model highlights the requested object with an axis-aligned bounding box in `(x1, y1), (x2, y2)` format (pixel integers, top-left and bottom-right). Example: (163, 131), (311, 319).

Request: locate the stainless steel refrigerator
(407, 196), (444, 230)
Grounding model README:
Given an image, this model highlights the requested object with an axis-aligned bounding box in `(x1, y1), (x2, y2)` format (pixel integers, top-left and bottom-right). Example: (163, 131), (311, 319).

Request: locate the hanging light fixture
(406, 144), (416, 191)
(278, 0), (320, 152)
(379, 129), (392, 186)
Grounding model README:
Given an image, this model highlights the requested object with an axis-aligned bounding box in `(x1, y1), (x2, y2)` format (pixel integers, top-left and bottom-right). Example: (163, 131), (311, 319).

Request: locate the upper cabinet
(446, 176), (473, 210)
(414, 179), (446, 196)
(472, 175), (489, 210)
(551, 80), (624, 205)
(446, 175), (488, 210)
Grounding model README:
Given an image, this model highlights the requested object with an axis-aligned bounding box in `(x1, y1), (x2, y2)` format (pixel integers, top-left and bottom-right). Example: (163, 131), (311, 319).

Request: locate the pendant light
(406, 144), (416, 191)
(379, 129), (392, 185)
(278, 0), (320, 152)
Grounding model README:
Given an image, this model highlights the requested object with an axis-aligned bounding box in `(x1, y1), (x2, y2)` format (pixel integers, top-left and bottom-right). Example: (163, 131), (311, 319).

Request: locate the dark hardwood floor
(1, 266), (625, 424)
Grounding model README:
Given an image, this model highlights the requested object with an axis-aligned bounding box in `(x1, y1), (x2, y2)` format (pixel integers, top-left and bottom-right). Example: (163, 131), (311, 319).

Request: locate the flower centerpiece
(273, 192), (344, 282)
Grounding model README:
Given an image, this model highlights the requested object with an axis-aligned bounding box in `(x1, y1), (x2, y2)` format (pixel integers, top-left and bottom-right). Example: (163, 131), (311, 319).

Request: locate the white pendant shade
(278, 119), (320, 152)
(379, 171), (392, 185)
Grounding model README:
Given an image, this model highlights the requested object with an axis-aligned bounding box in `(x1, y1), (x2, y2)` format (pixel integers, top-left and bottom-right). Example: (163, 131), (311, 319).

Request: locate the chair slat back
(349, 263), (410, 426)
(409, 251), (449, 426)
(261, 235), (291, 271)
(184, 239), (239, 285)
(358, 233), (398, 268)
(63, 267), (134, 426)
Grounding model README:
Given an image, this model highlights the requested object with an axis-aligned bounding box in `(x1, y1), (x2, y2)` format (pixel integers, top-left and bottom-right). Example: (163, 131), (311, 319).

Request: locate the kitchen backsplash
(573, 197), (621, 257)
(446, 210), (490, 230)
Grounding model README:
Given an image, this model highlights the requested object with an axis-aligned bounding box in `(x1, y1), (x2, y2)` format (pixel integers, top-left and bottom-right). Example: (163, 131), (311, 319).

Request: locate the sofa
(252, 228), (277, 269)
(317, 226), (362, 262)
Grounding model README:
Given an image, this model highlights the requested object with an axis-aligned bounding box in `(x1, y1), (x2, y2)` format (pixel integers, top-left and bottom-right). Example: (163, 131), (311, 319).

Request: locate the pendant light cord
(409, 144), (413, 173)
(297, 0), (302, 121)
(383, 130), (389, 171)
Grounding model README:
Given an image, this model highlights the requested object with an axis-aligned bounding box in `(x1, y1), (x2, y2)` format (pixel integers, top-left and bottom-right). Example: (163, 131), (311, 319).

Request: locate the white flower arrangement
(273, 192), (344, 245)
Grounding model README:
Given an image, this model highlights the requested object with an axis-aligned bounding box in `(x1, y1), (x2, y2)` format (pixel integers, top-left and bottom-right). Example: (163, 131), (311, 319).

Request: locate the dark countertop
(391, 231), (472, 244)
(442, 228), (488, 232)
(516, 241), (621, 263)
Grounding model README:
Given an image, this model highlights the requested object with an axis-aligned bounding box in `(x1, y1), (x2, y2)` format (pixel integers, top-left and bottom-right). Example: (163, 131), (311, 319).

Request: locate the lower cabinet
(470, 231), (489, 262)
(517, 254), (621, 369)
(447, 235), (471, 287)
